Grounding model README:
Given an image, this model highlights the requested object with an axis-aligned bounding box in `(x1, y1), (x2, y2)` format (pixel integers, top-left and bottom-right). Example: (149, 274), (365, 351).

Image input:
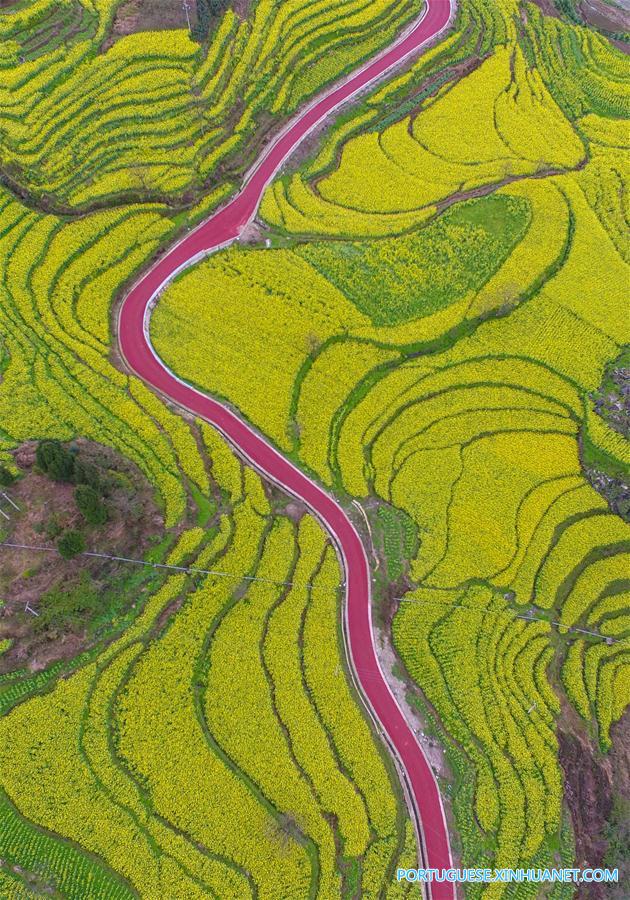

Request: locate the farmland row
(0, 188), (202, 525)
(0, 0), (424, 210)
(151, 7), (629, 884)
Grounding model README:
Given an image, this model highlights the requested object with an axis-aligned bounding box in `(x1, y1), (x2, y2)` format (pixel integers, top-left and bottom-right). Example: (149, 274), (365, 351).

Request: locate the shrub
(75, 484), (108, 526)
(36, 440), (75, 482)
(44, 515), (64, 540)
(0, 465), (15, 486)
(58, 529), (85, 560)
(37, 575), (99, 629)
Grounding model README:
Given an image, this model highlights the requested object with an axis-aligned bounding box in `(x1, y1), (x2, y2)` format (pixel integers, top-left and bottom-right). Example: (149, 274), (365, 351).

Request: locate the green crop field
(0, 0), (628, 896)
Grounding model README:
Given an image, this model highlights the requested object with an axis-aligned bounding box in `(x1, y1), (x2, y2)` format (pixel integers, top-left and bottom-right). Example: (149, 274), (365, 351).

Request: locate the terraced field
(0, 0), (628, 896)
(0, 1), (438, 896)
(0, 0), (424, 209)
(0, 443), (415, 897)
(151, 0), (630, 889)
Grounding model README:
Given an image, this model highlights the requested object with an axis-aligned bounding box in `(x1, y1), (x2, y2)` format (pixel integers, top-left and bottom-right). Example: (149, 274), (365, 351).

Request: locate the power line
(1, 542), (627, 644)
(396, 593), (629, 646)
(0, 541), (340, 593)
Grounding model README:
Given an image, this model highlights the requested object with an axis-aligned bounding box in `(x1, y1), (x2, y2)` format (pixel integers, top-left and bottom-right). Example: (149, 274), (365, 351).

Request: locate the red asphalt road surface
(119, 1), (455, 895)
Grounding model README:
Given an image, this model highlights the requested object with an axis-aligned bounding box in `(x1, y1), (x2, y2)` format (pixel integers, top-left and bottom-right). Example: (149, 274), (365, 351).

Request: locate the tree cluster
(192, 0), (231, 42)
(36, 440), (109, 558)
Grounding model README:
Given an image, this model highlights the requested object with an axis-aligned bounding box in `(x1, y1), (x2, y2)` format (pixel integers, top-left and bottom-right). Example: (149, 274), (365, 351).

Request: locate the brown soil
(558, 701), (630, 896)
(607, 712), (630, 893)
(609, 35), (630, 52)
(105, 0), (191, 47)
(435, 155), (587, 216)
(579, 0), (630, 32)
(232, 0), (251, 19)
(379, 576), (412, 632)
(259, 479), (307, 521)
(526, 0), (629, 51)
(283, 501), (306, 523)
(106, 0), (250, 48)
(528, 0), (563, 18)
(0, 440), (164, 672)
(530, 0), (630, 29)
(238, 218), (267, 246)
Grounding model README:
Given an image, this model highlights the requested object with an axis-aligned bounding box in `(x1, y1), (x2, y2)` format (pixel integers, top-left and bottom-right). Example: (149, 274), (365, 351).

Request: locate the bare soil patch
(528, 0), (563, 18)
(106, 0), (190, 45)
(0, 440), (164, 673)
(558, 701), (630, 896)
(579, 0), (630, 32)
(239, 218), (267, 246)
(106, 0), (249, 47)
(526, 0), (629, 50)
(232, 0), (251, 18)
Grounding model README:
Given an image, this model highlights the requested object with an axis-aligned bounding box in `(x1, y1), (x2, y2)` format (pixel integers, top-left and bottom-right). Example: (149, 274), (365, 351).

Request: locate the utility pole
(182, 0), (192, 33)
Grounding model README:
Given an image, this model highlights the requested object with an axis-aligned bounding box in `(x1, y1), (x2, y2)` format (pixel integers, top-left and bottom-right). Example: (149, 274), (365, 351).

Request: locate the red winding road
(119, 2), (455, 895)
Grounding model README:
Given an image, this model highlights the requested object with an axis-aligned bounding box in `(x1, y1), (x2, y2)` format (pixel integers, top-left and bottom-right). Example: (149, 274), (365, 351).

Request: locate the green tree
(74, 458), (101, 491)
(193, 0), (229, 40)
(75, 484), (108, 526)
(36, 440), (75, 482)
(0, 465), (15, 486)
(58, 529), (85, 560)
(44, 514), (63, 540)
